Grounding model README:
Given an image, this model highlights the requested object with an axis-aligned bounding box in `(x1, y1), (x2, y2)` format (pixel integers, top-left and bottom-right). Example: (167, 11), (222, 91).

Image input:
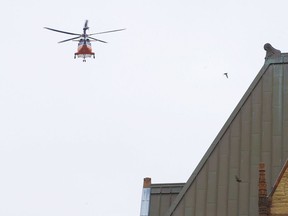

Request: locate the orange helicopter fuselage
(74, 39), (95, 60)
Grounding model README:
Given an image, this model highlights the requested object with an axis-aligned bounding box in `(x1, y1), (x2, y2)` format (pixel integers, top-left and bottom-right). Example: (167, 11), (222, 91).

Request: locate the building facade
(140, 44), (288, 216)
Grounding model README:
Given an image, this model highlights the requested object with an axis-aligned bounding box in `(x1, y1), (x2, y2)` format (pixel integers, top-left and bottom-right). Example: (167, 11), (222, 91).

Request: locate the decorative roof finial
(264, 43), (281, 59)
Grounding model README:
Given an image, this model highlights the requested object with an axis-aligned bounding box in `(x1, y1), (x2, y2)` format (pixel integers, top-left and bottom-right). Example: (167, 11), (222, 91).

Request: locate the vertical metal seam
(158, 188), (162, 216)
(248, 92), (252, 215)
(215, 147), (219, 216)
(206, 156), (210, 215)
(226, 128), (231, 216)
(204, 164), (208, 216)
(257, 77), (263, 215)
(270, 64), (274, 189)
(259, 77), (263, 160)
(193, 182), (196, 216)
(284, 64), (288, 161)
(237, 109), (242, 215)
(281, 63), (285, 165)
(279, 63), (283, 162)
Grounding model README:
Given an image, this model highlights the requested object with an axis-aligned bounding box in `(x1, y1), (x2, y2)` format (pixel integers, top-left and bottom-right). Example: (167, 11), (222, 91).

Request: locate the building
(258, 160), (288, 216)
(140, 177), (185, 216)
(140, 43), (288, 216)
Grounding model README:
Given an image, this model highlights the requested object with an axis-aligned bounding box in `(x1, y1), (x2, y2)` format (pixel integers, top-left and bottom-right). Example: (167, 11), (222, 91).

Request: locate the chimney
(143, 177), (151, 188)
(258, 163), (268, 216)
(140, 177), (151, 216)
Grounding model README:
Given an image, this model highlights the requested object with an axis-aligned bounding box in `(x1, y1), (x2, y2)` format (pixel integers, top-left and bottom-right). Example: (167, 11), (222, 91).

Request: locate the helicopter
(44, 20), (125, 62)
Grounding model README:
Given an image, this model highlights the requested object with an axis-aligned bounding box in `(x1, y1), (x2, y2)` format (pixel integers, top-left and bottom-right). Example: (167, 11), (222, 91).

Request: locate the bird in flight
(224, 73), (228, 78)
(235, 175), (242, 183)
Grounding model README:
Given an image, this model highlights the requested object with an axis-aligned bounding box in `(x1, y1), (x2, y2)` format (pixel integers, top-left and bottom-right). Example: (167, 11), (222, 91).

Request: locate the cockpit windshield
(78, 38), (91, 46)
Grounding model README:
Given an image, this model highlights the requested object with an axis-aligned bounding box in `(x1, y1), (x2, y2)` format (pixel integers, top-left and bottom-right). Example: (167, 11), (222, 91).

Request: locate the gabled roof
(164, 44), (288, 216)
(269, 159), (288, 197)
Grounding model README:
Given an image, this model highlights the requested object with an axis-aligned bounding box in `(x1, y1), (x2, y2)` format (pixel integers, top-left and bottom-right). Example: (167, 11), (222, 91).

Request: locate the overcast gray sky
(1, 0), (288, 216)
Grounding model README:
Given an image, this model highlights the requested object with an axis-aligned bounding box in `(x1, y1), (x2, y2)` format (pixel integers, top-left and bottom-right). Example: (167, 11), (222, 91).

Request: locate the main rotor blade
(58, 36), (81, 43)
(44, 27), (81, 36)
(88, 36), (107, 43)
(89, 28), (126, 35)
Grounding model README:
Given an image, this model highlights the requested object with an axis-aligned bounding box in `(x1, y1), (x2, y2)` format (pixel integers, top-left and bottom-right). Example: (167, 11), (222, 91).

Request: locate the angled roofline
(165, 44), (288, 216)
(269, 159), (288, 197)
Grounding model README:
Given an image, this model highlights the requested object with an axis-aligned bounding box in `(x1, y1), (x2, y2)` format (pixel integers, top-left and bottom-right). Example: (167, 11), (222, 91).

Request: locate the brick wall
(270, 171), (288, 215)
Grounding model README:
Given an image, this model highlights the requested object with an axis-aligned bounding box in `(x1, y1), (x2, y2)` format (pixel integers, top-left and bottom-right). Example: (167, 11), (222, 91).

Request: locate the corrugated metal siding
(165, 57), (288, 216)
(149, 184), (184, 216)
